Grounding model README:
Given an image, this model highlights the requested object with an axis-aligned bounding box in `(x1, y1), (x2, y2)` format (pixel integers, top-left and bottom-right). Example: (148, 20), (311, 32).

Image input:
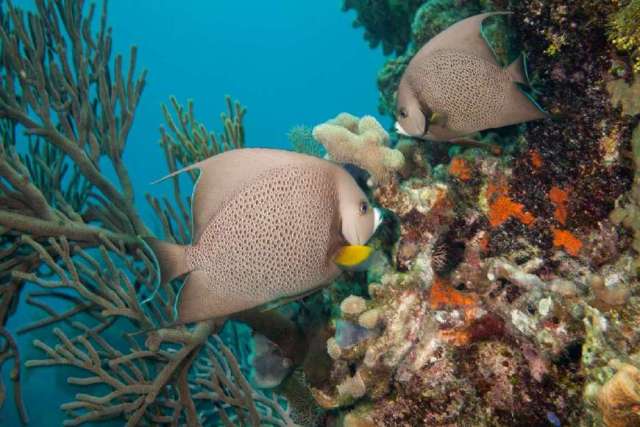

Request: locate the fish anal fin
(175, 270), (251, 323)
(418, 12), (512, 66)
(176, 270), (217, 323)
(507, 54), (526, 85)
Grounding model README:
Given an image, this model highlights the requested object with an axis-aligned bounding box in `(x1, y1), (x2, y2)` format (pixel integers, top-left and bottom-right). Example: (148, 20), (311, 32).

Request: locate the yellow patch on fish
(334, 245), (373, 267)
(429, 111), (447, 126)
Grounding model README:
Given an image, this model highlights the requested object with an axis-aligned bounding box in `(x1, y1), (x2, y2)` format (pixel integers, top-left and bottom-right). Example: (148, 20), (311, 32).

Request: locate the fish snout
(395, 122), (410, 136)
(373, 208), (383, 233)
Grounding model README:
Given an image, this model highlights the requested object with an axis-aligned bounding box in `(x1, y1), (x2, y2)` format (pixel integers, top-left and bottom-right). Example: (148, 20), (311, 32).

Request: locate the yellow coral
(597, 360), (640, 427)
(312, 113), (405, 184)
(608, 0), (640, 73)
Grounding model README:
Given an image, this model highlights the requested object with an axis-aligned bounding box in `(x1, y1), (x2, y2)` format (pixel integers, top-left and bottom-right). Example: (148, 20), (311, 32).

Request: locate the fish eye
(399, 108), (408, 119)
(359, 201), (369, 215)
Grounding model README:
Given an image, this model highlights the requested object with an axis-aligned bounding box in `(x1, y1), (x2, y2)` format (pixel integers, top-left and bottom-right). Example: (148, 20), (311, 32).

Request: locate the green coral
(342, 0), (426, 55)
(288, 125), (326, 158)
(376, 55), (412, 117)
(608, 0), (640, 73)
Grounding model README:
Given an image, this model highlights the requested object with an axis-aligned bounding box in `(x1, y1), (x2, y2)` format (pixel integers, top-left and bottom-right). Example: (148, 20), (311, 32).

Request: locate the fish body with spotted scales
(145, 148), (381, 324)
(395, 12), (546, 142)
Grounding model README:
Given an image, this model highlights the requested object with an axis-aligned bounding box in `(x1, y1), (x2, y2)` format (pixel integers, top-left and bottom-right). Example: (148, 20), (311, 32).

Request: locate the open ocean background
(1, 1), (386, 425)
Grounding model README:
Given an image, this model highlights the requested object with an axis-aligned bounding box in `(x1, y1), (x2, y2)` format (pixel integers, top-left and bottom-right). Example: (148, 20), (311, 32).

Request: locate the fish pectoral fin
(175, 270), (217, 324)
(429, 111), (447, 126)
(334, 245), (373, 268)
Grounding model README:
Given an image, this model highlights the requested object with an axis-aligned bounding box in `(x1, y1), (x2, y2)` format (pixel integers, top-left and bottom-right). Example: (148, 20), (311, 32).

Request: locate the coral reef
(288, 125), (326, 158)
(596, 360), (640, 427)
(342, 0), (426, 55)
(330, 1), (640, 426)
(608, 0), (640, 74)
(312, 113), (405, 184)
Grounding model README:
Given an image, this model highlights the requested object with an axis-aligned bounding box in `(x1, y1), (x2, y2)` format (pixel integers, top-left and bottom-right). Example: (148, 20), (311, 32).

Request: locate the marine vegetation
(0, 1), (293, 425)
(288, 125), (325, 159)
(2, 0), (640, 426)
(342, 0), (425, 55)
(608, 0), (640, 74)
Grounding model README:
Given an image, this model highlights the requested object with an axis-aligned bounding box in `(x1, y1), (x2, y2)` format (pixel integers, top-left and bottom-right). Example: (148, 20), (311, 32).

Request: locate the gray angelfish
(395, 12), (546, 142)
(145, 148), (382, 323)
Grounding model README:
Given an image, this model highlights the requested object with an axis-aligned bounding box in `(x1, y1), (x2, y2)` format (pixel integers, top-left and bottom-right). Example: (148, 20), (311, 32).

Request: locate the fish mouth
(373, 208), (383, 233)
(395, 122), (410, 136)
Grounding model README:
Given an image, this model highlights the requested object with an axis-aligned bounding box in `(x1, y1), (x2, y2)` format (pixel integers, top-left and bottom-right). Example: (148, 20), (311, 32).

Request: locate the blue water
(1, 1), (385, 425)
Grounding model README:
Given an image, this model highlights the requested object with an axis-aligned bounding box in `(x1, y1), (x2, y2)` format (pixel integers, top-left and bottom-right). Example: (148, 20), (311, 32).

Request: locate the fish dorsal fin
(417, 12), (511, 66)
(186, 148), (329, 244)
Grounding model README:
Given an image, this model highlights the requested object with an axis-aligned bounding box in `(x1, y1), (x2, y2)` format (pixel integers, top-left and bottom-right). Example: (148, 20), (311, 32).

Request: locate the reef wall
(306, 0), (640, 425)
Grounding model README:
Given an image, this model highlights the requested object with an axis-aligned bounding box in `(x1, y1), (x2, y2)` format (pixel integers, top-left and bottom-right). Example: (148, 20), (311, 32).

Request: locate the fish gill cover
(0, 1), (640, 427)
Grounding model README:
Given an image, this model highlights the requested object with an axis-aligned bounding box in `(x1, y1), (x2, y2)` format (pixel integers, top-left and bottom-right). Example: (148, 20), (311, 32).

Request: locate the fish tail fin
(502, 83), (548, 125)
(143, 236), (191, 284)
(174, 270), (216, 323)
(507, 54), (527, 85)
(503, 53), (548, 124)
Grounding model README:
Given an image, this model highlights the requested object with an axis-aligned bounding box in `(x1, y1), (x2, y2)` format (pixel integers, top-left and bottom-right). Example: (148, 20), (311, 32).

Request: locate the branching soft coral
(0, 1), (292, 426)
(147, 96), (246, 246)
